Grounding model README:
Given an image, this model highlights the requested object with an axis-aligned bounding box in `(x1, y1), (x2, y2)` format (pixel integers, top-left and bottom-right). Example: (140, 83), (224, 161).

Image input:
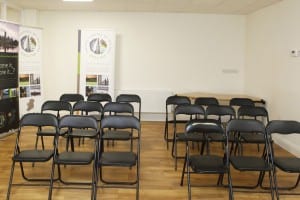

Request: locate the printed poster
(19, 26), (43, 116)
(0, 21), (19, 133)
(78, 29), (115, 98)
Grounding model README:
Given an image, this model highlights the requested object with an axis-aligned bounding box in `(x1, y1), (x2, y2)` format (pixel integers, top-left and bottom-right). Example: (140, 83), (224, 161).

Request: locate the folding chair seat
(165, 95), (191, 149)
(116, 94), (141, 121)
(261, 120), (300, 198)
(226, 119), (276, 199)
(35, 100), (72, 150)
(95, 115), (141, 200)
(7, 113), (58, 200)
(171, 104), (205, 170)
(102, 102), (135, 150)
(180, 119), (233, 200)
(48, 115), (99, 200)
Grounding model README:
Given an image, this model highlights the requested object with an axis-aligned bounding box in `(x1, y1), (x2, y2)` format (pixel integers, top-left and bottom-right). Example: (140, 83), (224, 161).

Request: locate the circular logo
(20, 31), (40, 55)
(86, 34), (111, 57)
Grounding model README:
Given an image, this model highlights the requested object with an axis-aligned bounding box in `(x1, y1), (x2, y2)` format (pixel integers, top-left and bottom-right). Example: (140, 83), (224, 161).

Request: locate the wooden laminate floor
(0, 121), (299, 200)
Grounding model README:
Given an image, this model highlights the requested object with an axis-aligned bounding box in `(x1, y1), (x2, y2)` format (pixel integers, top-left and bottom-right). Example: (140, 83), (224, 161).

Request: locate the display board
(19, 26), (43, 116)
(78, 29), (116, 98)
(0, 21), (19, 133)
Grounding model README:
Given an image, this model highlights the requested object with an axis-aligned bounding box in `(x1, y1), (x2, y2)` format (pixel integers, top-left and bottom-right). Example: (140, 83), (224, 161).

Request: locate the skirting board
(0, 129), (17, 139)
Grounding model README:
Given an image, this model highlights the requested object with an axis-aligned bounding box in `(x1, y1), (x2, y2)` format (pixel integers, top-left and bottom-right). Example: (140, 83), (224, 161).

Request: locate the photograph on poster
(85, 73), (110, 96)
(19, 74), (30, 86)
(0, 22), (19, 53)
(30, 85), (41, 96)
(0, 88), (17, 99)
(20, 86), (30, 98)
(30, 74), (40, 85)
(86, 74), (97, 85)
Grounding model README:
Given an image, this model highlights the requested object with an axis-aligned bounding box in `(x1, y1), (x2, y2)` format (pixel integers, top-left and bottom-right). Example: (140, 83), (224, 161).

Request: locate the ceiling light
(63, 0), (94, 2)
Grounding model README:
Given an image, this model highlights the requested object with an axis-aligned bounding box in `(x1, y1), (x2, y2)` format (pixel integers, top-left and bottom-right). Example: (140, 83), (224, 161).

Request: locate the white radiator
(115, 89), (173, 113)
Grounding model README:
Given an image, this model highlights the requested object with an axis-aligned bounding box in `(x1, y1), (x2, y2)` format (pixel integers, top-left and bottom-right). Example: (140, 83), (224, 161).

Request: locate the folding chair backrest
(226, 119), (265, 133)
(116, 94), (141, 104)
(59, 93), (84, 103)
(41, 100), (72, 119)
(20, 113), (58, 128)
(229, 98), (255, 107)
(206, 105), (235, 118)
(87, 93), (112, 103)
(73, 101), (103, 114)
(116, 94), (141, 120)
(194, 97), (219, 107)
(238, 106), (269, 122)
(103, 102), (134, 115)
(267, 120), (300, 135)
(166, 95), (191, 106)
(59, 115), (98, 130)
(174, 104), (205, 116)
(101, 115), (140, 130)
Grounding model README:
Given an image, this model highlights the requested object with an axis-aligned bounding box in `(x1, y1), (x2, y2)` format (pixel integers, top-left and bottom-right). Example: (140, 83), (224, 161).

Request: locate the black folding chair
(116, 94), (141, 121)
(35, 100), (72, 150)
(95, 115), (141, 200)
(7, 113), (58, 200)
(237, 106), (269, 154)
(102, 102), (135, 150)
(48, 115), (99, 200)
(205, 105), (236, 151)
(180, 119), (233, 200)
(227, 119), (276, 199)
(171, 104), (205, 170)
(70, 101), (103, 150)
(261, 120), (300, 198)
(165, 95), (191, 149)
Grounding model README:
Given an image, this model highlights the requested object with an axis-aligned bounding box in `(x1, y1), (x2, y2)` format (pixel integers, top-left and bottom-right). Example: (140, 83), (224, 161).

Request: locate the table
(177, 92), (265, 105)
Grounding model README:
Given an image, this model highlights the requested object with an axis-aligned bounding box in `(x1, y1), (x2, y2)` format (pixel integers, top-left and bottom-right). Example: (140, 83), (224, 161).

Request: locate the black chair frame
(48, 115), (99, 200)
(261, 120), (300, 197)
(171, 104), (205, 170)
(95, 115), (141, 200)
(7, 113), (59, 200)
(180, 119), (233, 200)
(225, 119), (276, 200)
(164, 95), (191, 149)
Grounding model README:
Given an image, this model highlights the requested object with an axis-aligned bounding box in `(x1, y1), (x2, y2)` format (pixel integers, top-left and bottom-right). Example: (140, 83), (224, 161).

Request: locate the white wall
(246, 0), (300, 121)
(37, 11), (246, 101)
(246, 0), (300, 156)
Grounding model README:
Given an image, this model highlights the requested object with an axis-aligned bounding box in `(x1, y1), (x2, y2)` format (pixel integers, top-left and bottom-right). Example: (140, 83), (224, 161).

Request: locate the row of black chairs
(59, 93), (141, 120)
(164, 95), (264, 149)
(165, 96), (300, 199)
(180, 118), (300, 200)
(7, 93), (142, 200)
(171, 103), (269, 170)
(7, 113), (141, 200)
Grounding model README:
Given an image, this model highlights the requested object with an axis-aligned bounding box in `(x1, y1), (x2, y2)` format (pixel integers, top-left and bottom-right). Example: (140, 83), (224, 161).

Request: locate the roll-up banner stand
(19, 26), (43, 117)
(0, 21), (19, 134)
(78, 29), (116, 99)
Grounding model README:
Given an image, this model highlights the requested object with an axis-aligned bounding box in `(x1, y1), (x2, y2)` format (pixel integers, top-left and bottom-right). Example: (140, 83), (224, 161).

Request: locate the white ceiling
(6, 0), (282, 14)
